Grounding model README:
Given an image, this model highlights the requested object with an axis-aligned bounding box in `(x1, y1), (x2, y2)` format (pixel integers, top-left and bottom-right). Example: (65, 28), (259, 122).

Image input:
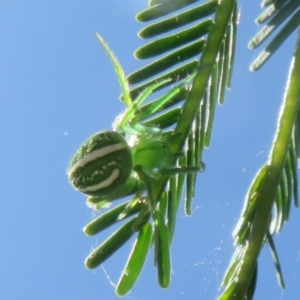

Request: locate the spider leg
(161, 165), (202, 176)
(123, 73), (196, 136)
(115, 78), (171, 130)
(95, 33), (132, 108)
(121, 122), (161, 136)
(133, 165), (171, 288)
(133, 72), (196, 124)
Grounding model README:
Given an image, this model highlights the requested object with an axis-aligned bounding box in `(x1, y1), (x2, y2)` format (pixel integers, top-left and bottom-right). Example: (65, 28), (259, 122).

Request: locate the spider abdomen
(68, 131), (132, 197)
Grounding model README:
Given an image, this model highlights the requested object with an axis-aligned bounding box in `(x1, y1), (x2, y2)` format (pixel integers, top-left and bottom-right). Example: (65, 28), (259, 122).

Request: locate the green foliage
(249, 0), (300, 70)
(68, 0), (300, 298)
(218, 1), (300, 298)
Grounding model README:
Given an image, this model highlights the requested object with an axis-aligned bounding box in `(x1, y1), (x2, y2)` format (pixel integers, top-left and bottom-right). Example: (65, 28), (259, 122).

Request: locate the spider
(67, 34), (202, 294)
(68, 34), (200, 208)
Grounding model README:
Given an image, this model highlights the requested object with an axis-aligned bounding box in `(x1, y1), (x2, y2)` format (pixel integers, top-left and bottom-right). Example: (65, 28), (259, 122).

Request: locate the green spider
(68, 34), (199, 207)
(67, 33), (201, 294)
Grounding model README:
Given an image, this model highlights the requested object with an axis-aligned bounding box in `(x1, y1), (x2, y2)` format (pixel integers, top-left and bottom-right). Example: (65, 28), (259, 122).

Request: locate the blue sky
(0, 1), (300, 299)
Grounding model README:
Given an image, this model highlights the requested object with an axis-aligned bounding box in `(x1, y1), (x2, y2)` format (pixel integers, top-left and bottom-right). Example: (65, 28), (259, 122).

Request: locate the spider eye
(68, 130), (132, 197)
